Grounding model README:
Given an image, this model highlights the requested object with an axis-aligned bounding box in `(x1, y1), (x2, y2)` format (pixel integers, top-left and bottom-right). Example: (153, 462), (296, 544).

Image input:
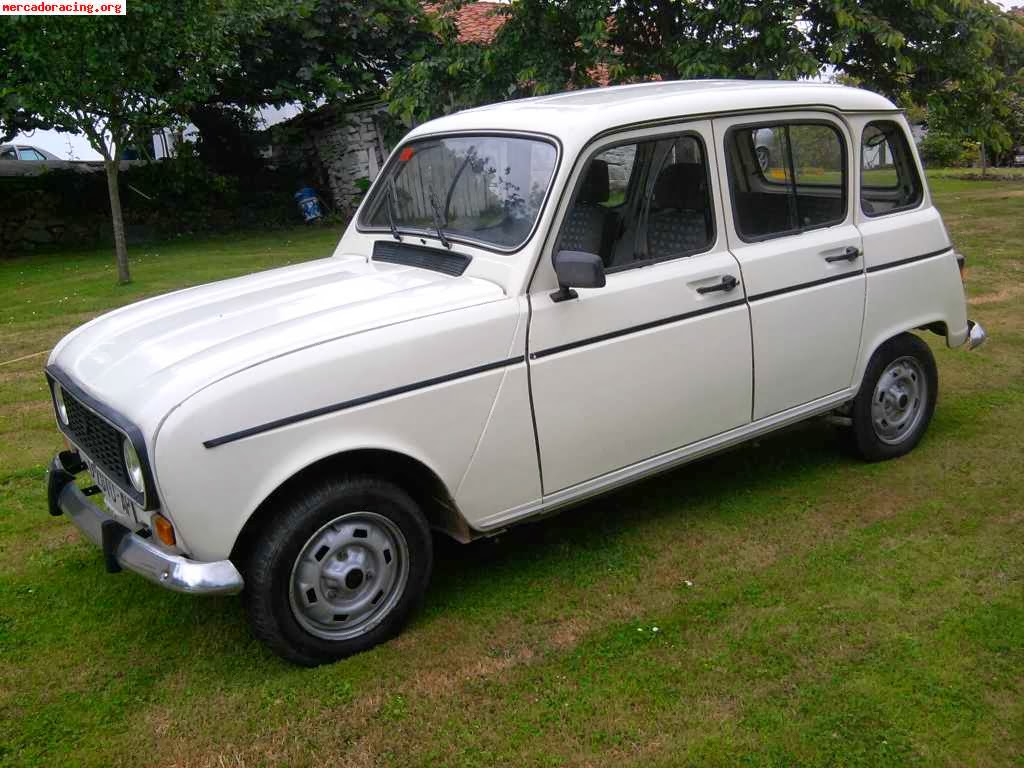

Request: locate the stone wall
(0, 189), (101, 255)
(273, 102), (391, 215)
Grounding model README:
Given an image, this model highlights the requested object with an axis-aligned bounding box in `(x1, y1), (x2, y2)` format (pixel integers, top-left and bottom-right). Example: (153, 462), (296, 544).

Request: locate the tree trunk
(980, 144), (988, 177)
(104, 158), (130, 284)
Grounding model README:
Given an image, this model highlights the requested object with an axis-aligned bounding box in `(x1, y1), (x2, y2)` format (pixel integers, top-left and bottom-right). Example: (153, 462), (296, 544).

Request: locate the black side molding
(531, 298), (747, 360)
(204, 356), (526, 449)
(865, 248), (951, 274)
(746, 248), (951, 302)
(747, 271), (861, 302)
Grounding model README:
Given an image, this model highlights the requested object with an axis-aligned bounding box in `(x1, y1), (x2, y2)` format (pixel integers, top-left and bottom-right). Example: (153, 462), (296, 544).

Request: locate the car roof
(406, 80), (899, 148)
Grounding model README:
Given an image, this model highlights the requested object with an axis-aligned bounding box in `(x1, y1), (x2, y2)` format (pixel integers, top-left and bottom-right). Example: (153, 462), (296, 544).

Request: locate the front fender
(153, 301), (520, 561)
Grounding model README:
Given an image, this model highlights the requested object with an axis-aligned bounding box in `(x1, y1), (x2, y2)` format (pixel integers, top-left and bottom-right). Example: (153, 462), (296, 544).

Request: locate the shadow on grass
(6, 417), (853, 666)
(0, 401), (990, 764)
(426, 417), (854, 616)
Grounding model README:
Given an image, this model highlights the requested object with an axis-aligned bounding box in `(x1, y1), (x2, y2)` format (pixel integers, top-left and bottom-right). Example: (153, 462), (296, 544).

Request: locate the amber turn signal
(152, 514), (176, 547)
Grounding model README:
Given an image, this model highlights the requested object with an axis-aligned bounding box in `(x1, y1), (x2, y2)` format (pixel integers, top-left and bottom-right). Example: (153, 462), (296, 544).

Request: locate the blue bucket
(294, 187), (323, 222)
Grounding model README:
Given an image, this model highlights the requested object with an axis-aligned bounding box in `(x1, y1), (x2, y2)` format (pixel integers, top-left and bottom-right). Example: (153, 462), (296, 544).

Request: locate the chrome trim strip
(204, 356), (526, 449)
(472, 387), (857, 532)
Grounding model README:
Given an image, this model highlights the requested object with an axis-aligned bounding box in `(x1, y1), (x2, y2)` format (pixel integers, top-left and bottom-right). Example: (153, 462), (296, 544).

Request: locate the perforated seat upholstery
(560, 160), (613, 260)
(646, 163), (711, 258)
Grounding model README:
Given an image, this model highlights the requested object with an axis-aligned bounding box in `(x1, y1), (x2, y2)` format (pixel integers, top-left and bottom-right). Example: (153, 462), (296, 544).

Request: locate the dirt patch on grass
(969, 285), (1024, 305)
(0, 399), (50, 417)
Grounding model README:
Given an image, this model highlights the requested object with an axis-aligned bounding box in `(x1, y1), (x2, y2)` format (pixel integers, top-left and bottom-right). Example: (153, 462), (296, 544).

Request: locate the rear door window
(726, 122), (847, 241)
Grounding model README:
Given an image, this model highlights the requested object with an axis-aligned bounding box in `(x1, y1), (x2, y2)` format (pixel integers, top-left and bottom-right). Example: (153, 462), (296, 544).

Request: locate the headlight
(122, 439), (145, 493)
(53, 382), (69, 425)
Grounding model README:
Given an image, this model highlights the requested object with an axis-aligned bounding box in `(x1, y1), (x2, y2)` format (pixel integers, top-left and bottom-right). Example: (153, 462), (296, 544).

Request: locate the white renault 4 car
(45, 81), (986, 665)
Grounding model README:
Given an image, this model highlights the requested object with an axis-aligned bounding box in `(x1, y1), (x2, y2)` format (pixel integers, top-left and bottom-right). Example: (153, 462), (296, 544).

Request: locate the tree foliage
(187, 0), (433, 172)
(0, 0), (274, 281)
(920, 130), (977, 167)
(389, 0), (1024, 161)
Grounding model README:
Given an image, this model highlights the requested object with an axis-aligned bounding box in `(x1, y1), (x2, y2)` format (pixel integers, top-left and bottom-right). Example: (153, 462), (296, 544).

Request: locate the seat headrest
(576, 159), (610, 205)
(653, 162), (707, 210)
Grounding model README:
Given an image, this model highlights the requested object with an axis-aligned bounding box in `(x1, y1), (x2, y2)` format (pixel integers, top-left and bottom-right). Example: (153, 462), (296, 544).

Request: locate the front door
(527, 121), (753, 494)
(713, 112), (866, 419)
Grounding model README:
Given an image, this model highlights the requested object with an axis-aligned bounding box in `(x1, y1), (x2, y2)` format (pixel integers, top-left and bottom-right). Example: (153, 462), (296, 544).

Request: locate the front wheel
(242, 476), (433, 666)
(849, 333), (938, 462)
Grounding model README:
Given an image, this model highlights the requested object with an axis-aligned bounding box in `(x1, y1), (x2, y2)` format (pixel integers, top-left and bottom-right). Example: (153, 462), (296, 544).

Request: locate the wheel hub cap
(288, 512), (409, 641)
(871, 356), (927, 445)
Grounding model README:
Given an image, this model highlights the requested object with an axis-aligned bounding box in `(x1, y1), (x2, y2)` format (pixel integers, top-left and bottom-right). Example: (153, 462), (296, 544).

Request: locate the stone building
(266, 0), (614, 215)
(268, 99), (393, 215)
(268, 2), (509, 215)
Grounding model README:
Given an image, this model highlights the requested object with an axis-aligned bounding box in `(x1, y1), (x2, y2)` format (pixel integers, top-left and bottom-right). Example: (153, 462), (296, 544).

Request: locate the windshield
(361, 135), (558, 250)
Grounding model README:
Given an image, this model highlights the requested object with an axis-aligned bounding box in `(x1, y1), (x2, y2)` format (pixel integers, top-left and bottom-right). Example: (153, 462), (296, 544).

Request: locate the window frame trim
(859, 120), (925, 219)
(723, 117), (850, 245)
(555, 128), (718, 277)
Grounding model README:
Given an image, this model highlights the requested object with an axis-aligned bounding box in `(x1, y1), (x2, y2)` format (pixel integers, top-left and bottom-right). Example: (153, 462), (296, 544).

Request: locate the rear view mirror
(552, 250), (605, 302)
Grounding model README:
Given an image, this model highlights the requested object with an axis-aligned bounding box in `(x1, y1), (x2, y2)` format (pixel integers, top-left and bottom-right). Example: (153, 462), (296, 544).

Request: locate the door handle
(696, 274), (739, 294)
(823, 246), (861, 263)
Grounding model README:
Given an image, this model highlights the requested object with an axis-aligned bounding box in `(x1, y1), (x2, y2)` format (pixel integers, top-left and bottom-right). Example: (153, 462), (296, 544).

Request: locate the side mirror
(551, 250), (605, 302)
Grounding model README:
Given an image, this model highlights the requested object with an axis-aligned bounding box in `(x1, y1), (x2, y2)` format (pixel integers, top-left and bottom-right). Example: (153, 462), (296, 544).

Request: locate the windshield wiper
(385, 180), (402, 242)
(427, 187), (452, 249)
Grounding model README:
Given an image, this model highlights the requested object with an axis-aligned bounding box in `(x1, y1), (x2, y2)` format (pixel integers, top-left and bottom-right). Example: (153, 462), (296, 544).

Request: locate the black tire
(242, 475), (433, 666)
(850, 333), (938, 462)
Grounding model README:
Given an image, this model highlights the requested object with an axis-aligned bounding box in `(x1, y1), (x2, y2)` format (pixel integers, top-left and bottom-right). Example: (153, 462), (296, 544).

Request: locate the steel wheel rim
(288, 511), (410, 641)
(871, 356), (927, 445)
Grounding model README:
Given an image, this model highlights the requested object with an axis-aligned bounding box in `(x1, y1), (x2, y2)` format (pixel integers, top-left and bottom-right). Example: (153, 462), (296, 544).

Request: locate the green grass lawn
(1, 176), (1022, 767)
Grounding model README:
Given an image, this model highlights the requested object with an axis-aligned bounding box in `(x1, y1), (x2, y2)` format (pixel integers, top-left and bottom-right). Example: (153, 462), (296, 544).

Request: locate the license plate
(83, 456), (141, 524)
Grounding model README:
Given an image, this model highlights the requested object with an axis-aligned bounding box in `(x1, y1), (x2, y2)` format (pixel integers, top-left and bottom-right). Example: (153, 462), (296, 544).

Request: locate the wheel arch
(853, 315), (946, 390)
(230, 448), (474, 565)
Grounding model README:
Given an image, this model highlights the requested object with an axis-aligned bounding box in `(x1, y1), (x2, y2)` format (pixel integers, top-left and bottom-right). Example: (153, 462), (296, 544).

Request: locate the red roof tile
(425, 2), (507, 44)
(426, 2), (624, 86)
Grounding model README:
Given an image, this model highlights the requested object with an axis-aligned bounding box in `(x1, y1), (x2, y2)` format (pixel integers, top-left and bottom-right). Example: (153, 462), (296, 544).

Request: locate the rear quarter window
(860, 121), (923, 217)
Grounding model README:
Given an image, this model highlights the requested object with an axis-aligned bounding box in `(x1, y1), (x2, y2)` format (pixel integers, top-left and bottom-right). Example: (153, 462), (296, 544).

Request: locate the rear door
(713, 112), (865, 419)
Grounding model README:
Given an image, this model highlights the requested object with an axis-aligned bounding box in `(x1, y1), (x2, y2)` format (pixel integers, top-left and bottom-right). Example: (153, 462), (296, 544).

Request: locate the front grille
(62, 391), (129, 488)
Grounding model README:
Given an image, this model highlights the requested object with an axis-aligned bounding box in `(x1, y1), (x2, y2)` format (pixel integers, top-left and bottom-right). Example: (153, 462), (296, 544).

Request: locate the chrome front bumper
(47, 452), (244, 595)
(967, 320), (987, 351)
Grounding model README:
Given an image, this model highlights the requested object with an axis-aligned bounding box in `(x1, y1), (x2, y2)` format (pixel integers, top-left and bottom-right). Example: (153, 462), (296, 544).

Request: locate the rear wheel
(849, 333), (938, 461)
(242, 476), (432, 666)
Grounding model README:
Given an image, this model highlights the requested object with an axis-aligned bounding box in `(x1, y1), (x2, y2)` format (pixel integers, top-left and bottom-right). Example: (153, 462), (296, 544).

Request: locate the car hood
(48, 255), (504, 431)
